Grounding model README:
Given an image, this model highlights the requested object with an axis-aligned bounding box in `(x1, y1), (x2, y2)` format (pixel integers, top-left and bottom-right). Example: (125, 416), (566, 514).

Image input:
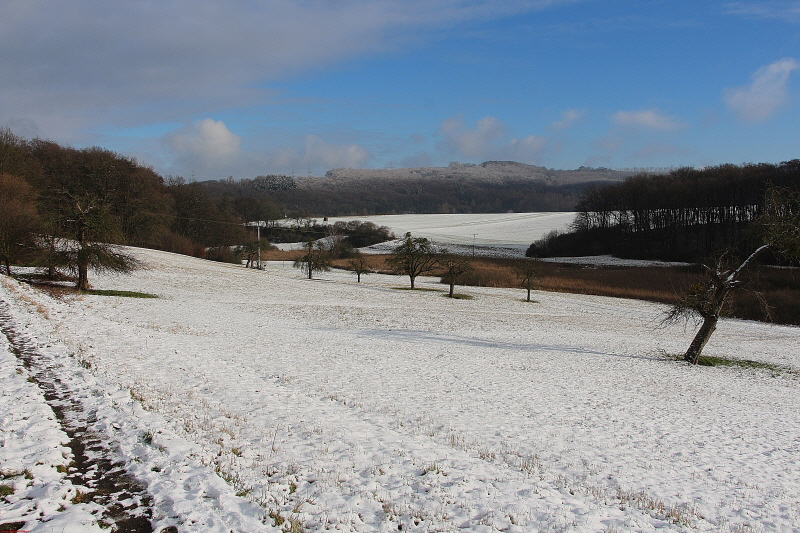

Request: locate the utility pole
(244, 221), (266, 269)
(257, 222), (262, 269)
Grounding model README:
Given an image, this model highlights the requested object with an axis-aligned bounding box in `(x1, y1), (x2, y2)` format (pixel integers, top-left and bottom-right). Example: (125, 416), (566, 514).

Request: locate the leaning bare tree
(387, 232), (442, 289)
(665, 186), (800, 364)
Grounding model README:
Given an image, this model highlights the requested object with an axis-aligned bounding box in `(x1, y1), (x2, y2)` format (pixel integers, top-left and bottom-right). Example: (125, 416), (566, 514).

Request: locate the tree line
(528, 161), (800, 262)
(0, 129), (402, 286)
(199, 170), (612, 217)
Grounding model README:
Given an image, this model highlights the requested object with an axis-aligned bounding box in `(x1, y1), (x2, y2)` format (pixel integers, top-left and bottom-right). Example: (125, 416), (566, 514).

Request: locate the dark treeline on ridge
(3, 128), (636, 269)
(5, 127), (800, 270)
(201, 161), (635, 217)
(0, 129), (249, 266)
(528, 162), (800, 262)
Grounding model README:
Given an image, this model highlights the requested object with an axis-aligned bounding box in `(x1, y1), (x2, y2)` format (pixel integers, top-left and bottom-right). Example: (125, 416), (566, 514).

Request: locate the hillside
(323, 161), (633, 185)
(203, 162), (639, 217)
(2, 248), (798, 532)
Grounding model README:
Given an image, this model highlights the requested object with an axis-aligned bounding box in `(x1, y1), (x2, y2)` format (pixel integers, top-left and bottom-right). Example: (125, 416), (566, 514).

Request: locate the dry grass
(259, 249), (800, 324)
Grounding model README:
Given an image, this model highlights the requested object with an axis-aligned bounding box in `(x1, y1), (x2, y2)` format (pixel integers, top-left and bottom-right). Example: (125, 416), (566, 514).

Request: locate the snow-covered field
(1, 248), (799, 532)
(324, 212), (575, 251)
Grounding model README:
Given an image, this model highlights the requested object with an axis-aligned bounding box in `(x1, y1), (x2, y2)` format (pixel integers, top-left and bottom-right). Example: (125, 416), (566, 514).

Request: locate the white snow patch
(1, 247), (798, 533)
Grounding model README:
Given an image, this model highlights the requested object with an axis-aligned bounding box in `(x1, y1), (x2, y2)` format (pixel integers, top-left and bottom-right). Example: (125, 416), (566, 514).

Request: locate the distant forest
(4, 128), (799, 265)
(1, 130), (635, 261)
(202, 161), (636, 217)
(528, 161), (800, 262)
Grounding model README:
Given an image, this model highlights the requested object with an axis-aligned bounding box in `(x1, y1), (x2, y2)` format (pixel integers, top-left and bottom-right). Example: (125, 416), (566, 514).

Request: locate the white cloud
(0, 1), (579, 143)
(438, 116), (548, 163)
(591, 111), (688, 165)
(723, 57), (800, 122)
(551, 108), (586, 130)
(167, 119), (242, 174)
(612, 110), (685, 131)
(440, 116), (507, 158)
(725, 2), (800, 22)
(272, 135), (369, 172)
(302, 135), (370, 169)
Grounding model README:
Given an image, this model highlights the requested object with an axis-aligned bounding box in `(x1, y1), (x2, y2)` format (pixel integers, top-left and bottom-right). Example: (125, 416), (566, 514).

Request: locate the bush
(206, 246), (242, 264)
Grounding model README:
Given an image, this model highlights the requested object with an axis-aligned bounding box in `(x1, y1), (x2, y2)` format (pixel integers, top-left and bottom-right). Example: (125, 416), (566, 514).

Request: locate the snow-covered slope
(326, 211), (575, 254)
(1, 248), (798, 532)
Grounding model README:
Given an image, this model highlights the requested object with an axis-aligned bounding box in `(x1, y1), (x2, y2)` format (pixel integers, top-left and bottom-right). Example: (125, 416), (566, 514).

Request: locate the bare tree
(348, 252), (370, 283)
(324, 224), (346, 258)
(0, 173), (40, 275)
(665, 186), (800, 364)
(515, 257), (540, 302)
(293, 240), (331, 280)
(239, 240), (270, 268)
(440, 254), (473, 297)
(52, 191), (142, 290)
(387, 232), (441, 289)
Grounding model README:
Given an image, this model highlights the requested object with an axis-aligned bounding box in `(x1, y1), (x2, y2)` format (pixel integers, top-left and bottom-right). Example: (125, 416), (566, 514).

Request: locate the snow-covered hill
(1, 249), (798, 532)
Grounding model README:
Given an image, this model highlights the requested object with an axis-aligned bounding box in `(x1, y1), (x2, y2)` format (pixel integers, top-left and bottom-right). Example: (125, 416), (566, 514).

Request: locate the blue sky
(2, 1), (799, 179)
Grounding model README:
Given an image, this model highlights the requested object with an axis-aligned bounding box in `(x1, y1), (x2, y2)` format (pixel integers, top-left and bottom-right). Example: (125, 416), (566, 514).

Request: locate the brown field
(263, 249), (800, 325)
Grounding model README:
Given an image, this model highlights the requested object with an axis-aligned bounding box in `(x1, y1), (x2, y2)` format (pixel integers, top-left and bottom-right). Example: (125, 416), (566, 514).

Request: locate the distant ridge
(323, 161), (635, 187)
(202, 161), (646, 216)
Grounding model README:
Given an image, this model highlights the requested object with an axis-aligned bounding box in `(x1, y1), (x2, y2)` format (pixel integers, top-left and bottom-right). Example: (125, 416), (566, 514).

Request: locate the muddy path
(0, 299), (155, 533)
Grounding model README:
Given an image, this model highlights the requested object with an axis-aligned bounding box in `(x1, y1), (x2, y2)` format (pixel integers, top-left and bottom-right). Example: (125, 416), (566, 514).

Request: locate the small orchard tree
(515, 257), (540, 302)
(387, 232), (441, 289)
(293, 240), (331, 280)
(440, 254), (473, 297)
(665, 186), (800, 364)
(239, 239), (271, 268)
(348, 252), (370, 283)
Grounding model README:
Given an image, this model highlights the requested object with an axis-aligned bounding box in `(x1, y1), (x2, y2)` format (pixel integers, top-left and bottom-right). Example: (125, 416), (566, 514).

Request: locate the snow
(286, 213), (687, 265)
(321, 212), (575, 250)
(1, 247), (799, 532)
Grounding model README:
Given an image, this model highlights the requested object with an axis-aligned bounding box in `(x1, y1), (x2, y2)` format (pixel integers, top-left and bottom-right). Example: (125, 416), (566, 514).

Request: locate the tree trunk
(357, 272), (361, 283)
(75, 223), (89, 291)
(410, 276), (415, 289)
(526, 288), (531, 302)
(77, 262), (90, 291)
(449, 282), (455, 297)
(684, 315), (718, 364)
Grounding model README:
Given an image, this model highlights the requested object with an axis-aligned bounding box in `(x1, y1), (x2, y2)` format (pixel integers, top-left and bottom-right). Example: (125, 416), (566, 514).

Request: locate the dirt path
(0, 300), (155, 533)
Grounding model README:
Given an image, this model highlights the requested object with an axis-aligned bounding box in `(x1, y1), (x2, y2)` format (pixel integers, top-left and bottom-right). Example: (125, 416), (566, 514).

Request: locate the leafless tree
(293, 240), (331, 280)
(387, 232), (442, 289)
(440, 254), (473, 297)
(0, 173), (40, 275)
(664, 186), (800, 364)
(324, 224), (346, 258)
(348, 253), (370, 283)
(515, 257), (540, 302)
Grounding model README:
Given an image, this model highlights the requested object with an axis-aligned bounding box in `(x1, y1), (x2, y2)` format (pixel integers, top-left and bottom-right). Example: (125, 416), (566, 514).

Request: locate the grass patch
(0, 485), (14, 497)
(443, 293), (474, 300)
(695, 355), (792, 374)
(392, 286), (443, 292)
(81, 289), (158, 298)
